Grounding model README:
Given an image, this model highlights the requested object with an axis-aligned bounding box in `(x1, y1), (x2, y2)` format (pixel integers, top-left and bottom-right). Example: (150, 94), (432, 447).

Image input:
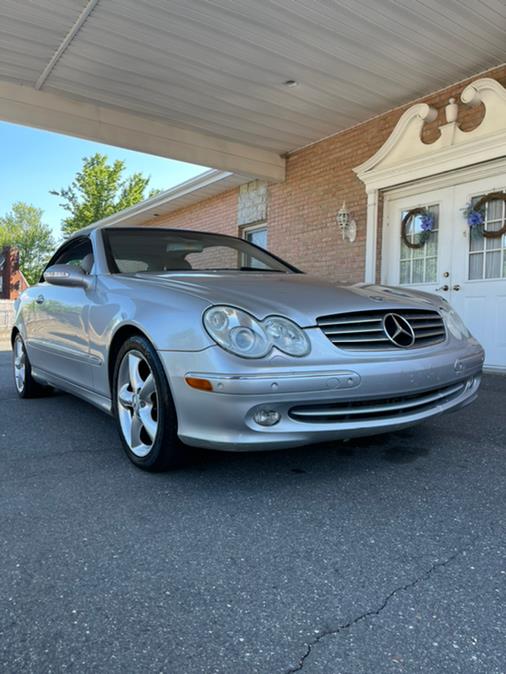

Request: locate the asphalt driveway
(0, 348), (505, 674)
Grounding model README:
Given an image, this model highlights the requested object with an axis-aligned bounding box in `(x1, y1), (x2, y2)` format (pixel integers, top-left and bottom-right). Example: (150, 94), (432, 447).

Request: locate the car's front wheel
(113, 335), (185, 471)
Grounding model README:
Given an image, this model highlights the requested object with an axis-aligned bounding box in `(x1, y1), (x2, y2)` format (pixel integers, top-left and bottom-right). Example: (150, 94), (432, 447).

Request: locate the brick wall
(145, 64), (506, 284)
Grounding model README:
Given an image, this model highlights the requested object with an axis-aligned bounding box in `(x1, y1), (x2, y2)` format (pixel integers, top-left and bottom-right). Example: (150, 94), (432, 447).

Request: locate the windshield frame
(101, 227), (302, 275)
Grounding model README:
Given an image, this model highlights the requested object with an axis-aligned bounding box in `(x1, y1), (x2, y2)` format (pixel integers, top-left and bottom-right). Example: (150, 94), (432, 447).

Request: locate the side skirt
(31, 367), (113, 415)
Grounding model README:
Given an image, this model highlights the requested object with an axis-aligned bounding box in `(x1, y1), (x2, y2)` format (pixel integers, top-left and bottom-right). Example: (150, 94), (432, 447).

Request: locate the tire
(112, 335), (185, 471)
(12, 333), (51, 398)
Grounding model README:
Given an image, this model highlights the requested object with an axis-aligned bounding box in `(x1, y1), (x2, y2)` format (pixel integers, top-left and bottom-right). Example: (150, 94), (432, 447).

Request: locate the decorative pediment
(354, 78), (506, 190)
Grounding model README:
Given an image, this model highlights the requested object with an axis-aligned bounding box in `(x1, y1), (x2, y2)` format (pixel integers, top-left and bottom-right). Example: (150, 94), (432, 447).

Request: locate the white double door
(383, 172), (506, 370)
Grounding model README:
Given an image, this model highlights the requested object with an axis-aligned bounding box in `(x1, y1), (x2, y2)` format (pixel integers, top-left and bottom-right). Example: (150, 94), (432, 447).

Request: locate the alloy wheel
(117, 350), (159, 457)
(14, 336), (26, 393)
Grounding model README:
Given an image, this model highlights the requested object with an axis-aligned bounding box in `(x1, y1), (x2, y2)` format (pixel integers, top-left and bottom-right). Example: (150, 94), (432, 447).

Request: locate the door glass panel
(468, 196), (506, 280)
(399, 204), (439, 284)
(469, 226), (483, 252)
(399, 260), (410, 284)
(487, 199), (503, 221)
(426, 257), (437, 280)
(469, 253), (483, 280)
(485, 251), (501, 278)
(412, 259), (424, 283)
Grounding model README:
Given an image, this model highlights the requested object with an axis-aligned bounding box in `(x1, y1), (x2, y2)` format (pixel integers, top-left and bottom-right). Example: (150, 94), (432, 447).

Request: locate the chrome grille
(317, 308), (446, 350)
(289, 380), (469, 424)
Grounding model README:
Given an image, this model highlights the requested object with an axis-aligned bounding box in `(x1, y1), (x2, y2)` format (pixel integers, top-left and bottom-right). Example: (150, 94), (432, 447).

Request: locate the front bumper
(159, 333), (484, 451)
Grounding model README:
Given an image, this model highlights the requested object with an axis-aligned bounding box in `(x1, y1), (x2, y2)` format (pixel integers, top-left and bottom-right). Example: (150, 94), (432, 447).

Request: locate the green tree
(0, 202), (55, 285)
(51, 153), (154, 236)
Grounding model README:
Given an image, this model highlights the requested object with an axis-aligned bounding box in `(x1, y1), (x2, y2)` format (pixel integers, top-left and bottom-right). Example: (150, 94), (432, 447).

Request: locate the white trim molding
(354, 77), (506, 282)
(364, 189), (379, 284)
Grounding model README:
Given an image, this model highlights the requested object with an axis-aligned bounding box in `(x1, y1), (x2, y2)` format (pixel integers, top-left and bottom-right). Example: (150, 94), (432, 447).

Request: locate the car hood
(127, 272), (443, 326)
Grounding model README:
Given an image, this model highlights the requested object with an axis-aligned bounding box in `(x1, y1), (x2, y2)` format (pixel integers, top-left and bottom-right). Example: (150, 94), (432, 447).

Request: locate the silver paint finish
(13, 226), (485, 451)
(158, 342), (483, 450)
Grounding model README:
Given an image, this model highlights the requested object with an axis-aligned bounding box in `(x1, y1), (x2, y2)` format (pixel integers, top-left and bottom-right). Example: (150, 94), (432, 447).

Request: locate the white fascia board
(0, 81), (285, 182)
(76, 169), (246, 233)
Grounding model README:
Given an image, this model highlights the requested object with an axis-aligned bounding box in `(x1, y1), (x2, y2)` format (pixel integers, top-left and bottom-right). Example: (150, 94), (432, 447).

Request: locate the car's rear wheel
(113, 335), (185, 471)
(13, 334), (50, 398)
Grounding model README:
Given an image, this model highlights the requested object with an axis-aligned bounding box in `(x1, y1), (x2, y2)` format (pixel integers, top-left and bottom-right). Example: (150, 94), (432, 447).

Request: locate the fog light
(253, 409), (281, 427)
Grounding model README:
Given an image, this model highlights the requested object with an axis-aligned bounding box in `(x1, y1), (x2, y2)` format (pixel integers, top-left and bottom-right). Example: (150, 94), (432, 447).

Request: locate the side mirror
(44, 264), (91, 289)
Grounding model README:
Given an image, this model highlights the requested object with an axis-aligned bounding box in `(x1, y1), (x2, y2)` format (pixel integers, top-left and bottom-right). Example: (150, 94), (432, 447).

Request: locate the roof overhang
(78, 168), (247, 232)
(1, 1), (504, 181)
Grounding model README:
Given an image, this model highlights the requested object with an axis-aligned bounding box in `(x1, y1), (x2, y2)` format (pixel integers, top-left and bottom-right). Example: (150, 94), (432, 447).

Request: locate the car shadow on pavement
(182, 428), (433, 480)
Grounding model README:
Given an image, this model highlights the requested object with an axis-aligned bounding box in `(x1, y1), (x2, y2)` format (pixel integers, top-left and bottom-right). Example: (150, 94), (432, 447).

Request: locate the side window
(51, 239), (94, 275)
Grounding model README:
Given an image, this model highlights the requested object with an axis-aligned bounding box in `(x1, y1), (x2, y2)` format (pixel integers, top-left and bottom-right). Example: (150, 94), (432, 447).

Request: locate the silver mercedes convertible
(12, 226), (484, 471)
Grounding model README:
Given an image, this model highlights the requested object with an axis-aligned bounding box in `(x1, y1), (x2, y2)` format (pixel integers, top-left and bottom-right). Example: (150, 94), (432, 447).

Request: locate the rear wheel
(13, 334), (50, 398)
(113, 336), (185, 471)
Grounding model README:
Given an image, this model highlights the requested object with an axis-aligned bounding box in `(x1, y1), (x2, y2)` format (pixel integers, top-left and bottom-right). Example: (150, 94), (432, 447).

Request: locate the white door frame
(354, 77), (506, 283)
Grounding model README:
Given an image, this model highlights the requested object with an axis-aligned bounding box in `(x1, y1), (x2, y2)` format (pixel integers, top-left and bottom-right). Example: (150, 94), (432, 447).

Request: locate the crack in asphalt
(284, 541), (475, 673)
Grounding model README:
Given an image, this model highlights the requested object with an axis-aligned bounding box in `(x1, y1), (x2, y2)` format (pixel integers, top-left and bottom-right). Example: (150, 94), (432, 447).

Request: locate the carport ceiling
(1, 0), (505, 178)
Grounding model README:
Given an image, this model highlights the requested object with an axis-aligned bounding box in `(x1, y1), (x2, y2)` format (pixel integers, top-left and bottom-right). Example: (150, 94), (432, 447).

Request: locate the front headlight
(203, 306), (311, 358)
(440, 306), (471, 339)
(203, 306), (270, 358)
(263, 316), (311, 356)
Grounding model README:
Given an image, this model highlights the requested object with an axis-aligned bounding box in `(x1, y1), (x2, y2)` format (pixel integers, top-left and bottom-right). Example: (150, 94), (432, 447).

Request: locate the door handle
(35, 294), (45, 305)
(452, 284), (461, 291)
(435, 285), (449, 292)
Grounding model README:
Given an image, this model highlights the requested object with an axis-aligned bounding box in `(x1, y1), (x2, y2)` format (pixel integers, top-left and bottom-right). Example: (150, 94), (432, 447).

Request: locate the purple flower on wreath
(467, 210), (484, 228)
(419, 213), (433, 232)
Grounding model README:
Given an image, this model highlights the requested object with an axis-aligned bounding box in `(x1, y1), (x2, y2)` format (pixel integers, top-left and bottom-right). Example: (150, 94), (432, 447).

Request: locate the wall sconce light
(336, 201), (357, 243)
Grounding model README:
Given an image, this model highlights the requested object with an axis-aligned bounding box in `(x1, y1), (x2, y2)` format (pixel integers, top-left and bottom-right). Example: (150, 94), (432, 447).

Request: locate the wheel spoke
(139, 373), (155, 402)
(128, 353), (143, 392)
(118, 384), (134, 409)
(139, 407), (157, 442)
(130, 414), (143, 449)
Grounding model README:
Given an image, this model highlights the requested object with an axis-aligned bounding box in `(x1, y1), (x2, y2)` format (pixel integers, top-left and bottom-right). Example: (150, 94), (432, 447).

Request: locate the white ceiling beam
(35, 0), (101, 90)
(0, 81), (285, 182)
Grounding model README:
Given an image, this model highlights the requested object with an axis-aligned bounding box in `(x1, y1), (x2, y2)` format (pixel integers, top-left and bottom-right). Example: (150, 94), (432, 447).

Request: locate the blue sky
(0, 121), (206, 238)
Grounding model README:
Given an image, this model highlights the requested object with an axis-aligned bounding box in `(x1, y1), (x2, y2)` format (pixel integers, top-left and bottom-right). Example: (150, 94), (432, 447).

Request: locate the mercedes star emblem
(383, 313), (416, 347)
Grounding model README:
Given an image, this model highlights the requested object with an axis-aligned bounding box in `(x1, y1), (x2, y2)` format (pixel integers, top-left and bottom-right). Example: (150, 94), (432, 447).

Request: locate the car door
(25, 237), (96, 390)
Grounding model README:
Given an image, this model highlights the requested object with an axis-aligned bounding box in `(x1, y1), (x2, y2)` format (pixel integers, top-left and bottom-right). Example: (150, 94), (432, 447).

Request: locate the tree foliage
(51, 153), (154, 236)
(0, 202), (55, 285)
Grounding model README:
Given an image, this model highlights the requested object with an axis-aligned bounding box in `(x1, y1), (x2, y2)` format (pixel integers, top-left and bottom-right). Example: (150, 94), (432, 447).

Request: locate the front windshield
(103, 228), (297, 274)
